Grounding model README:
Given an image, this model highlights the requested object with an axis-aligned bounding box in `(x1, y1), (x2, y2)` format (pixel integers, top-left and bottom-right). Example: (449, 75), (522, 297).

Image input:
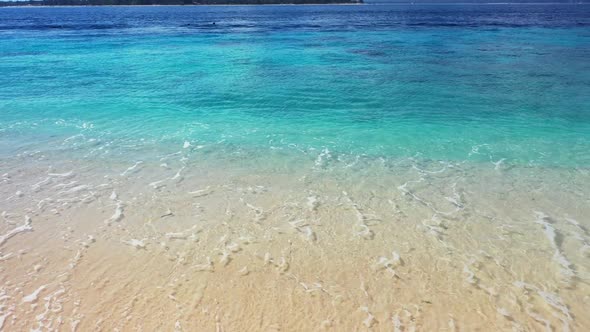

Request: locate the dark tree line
(0, 0), (361, 6)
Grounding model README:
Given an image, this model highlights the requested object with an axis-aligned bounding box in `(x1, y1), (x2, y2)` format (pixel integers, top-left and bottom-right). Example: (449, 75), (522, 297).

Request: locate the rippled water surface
(1, 4), (590, 332)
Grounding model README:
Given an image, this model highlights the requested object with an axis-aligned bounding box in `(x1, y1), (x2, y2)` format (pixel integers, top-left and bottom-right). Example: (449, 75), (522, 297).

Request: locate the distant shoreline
(1, 2), (588, 7)
(0, 4), (362, 6)
(0, 0), (364, 7)
(0, 3), (363, 7)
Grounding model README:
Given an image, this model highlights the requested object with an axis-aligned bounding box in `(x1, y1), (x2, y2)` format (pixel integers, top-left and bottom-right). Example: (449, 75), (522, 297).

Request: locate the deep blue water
(1, 4), (589, 32)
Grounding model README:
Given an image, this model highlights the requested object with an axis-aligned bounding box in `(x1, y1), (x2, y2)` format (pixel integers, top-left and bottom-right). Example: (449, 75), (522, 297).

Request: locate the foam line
(238, 266), (249, 276)
(342, 191), (376, 240)
(0, 216), (33, 247)
(241, 199), (266, 222)
(492, 158), (506, 170)
(194, 257), (213, 272)
(314, 148), (332, 169)
(307, 195), (319, 212)
(375, 251), (402, 277)
(105, 201), (124, 224)
(158, 151), (181, 161)
(411, 163), (449, 174)
(1, 211), (18, 225)
(0, 313), (10, 330)
(52, 181), (78, 189)
(123, 239), (146, 249)
(398, 178), (459, 216)
(514, 281), (572, 331)
(565, 218), (590, 256)
(149, 179), (167, 189)
(32, 177), (51, 191)
(189, 186), (212, 197)
(48, 171), (74, 178)
(58, 185), (89, 195)
(533, 212), (576, 283)
(120, 161), (142, 176)
(171, 166), (185, 182)
(22, 285), (46, 303)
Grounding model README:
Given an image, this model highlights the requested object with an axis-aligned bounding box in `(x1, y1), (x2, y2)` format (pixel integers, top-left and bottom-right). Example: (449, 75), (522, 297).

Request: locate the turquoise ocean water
(1, 5), (590, 169)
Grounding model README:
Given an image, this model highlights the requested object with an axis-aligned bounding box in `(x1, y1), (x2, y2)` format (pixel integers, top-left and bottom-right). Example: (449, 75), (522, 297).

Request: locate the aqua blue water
(1, 5), (590, 168)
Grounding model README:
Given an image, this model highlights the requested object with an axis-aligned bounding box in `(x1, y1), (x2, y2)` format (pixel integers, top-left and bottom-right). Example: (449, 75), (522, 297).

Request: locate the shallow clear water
(1, 4), (590, 332)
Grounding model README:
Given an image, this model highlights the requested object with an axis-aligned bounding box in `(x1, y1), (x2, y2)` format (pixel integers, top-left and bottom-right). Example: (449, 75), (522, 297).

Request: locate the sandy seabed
(1, 150), (589, 331)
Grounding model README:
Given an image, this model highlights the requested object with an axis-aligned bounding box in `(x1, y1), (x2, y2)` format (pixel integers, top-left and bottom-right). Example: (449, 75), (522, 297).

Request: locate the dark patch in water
(1, 51), (47, 57)
(0, 23), (129, 31)
(348, 49), (388, 58)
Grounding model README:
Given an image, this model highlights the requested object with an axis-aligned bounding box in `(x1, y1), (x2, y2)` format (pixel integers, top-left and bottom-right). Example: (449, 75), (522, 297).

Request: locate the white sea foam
(48, 171), (74, 178)
(123, 239), (146, 249)
(448, 317), (457, 332)
(105, 201), (124, 224)
(219, 251), (231, 267)
(277, 257), (289, 273)
(53, 181), (78, 190)
(342, 191), (376, 240)
(194, 257), (213, 272)
(398, 178), (459, 216)
(533, 211), (575, 283)
(1, 211), (17, 225)
(149, 179), (167, 189)
(263, 252), (272, 265)
(241, 199), (266, 222)
(0, 312), (10, 331)
(159, 151), (181, 161)
(69, 250), (83, 269)
(5, 190), (24, 201)
(22, 285), (46, 303)
(492, 158), (506, 170)
(514, 281), (572, 331)
(288, 219), (317, 242)
(58, 185), (89, 195)
(314, 148), (332, 169)
(565, 218), (590, 256)
(37, 197), (53, 210)
(171, 167), (185, 182)
(375, 251), (402, 277)
(166, 232), (187, 240)
(189, 187), (212, 198)
(81, 235), (95, 248)
(120, 162), (142, 176)
(32, 177), (51, 191)
(463, 264), (477, 285)
(307, 195), (319, 212)
(411, 163), (449, 174)
(0, 216), (33, 247)
(238, 266), (249, 276)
